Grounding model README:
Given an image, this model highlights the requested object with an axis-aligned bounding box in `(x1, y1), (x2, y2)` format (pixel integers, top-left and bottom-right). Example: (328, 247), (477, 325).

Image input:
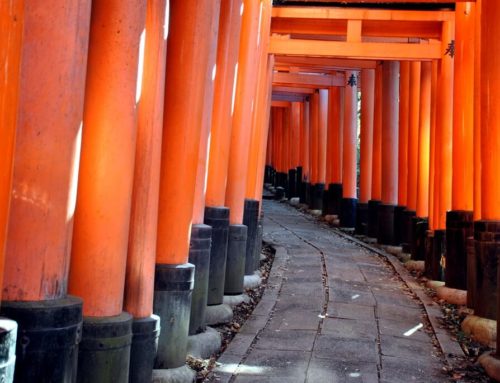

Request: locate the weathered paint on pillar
(407, 61), (421, 212)
(452, 2), (475, 212)
(273, 108), (284, 173)
(329, 88), (344, 185)
(436, 21), (455, 229)
(282, 108), (291, 173)
(343, 72), (358, 200)
(481, 1), (500, 220)
(309, 91), (320, 184)
(192, 1), (222, 224)
(70, 0), (146, 316)
(156, 0), (218, 264)
(371, 63), (383, 201)
(125, 0), (169, 318)
(473, 0), (482, 221)
(416, 62), (432, 218)
(398, 61), (410, 207)
(381, 62), (399, 206)
(206, 0), (244, 208)
(290, 102), (301, 170)
(326, 87), (339, 185)
(0, 0), (23, 288)
(226, 0), (263, 224)
(360, 70), (375, 204)
(5, 0), (92, 301)
(318, 89), (329, 184)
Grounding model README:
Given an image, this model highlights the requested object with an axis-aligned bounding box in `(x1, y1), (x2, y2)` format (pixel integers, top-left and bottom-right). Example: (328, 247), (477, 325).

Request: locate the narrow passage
(215, 200), (448, 383)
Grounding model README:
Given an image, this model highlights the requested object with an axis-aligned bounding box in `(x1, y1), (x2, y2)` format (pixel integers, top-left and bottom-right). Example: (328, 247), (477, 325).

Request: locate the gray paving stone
(254, 329), (317, 351)
(239, 314), (268, 335)
(240, 349), (311, 379)
(327, 302), (376, 321)
(380, 355), (446, 383)
(329, 288), (376, 307)
(321, 317), (378, 340)
(307, 358), (379, 383)
(313, 335), (379, 363)
(376, 303), (425, 322)
(380, 334), (440, 361)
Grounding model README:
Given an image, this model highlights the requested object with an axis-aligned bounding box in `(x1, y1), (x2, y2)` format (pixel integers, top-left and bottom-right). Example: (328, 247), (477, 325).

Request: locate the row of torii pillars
(0, 0), (275, 382)
(264, 0), (500, 379)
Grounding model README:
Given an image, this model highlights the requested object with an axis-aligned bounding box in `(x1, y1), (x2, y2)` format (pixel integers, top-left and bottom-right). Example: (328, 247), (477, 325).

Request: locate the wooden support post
(446, 2), (475, 291)
(124, 1), (168, 380)
(367, 63), (383, 238)
(316, 89), (328, 212)
(378, 61), (400, 245)
(310, 91), (323, 210)
(395, 61), (410, 245)
(300, 100), (311, 204)
(1, 2), (91, 380)
(357, 69), (375, 234)
(341, 71), (358, 229)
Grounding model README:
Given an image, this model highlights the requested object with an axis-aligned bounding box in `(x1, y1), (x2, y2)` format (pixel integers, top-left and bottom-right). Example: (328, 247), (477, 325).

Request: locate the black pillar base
(224, 224), (248, 295)
(130, 315), (160, 383)
(78, 312), (133, 383)
(401, 209), (417, 253)
(366, 200), (381, 239)
(429, 229), (445, 282)
(296, 167), (303, 201)
(328, 183), (343, 216)
(445, 210), (473, 290)
(394, 205), (407, 245)
(204, 207), (229, 306)
(340, 198), (357, 229)
(410, 217), (429, 261)
(355, 202), (368, 235)
(278, 172), (288, 194)
(188, 223), (212, 333)
(304, 182), (312, 206)
(154, 263), (194, 369)
(0, 296), (82, 383)
(0, 318), (17, 382)
(322, 188), (329, 216)
(254, 217), (264, 271)
(243, 199), (260, 276)
(473, 221), (500, 320)
(288, 169), (297, 198)
(377, 204), (396, 245)
(264, 165), (273, 184)
(311, 183), (325, 211)
(275, 186), (285, 200)
(424, 230), (435, 279)
(466, 236), (476, 309)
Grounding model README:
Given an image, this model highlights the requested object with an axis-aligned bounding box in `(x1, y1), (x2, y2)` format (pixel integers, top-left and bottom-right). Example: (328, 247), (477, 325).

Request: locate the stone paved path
(213, 200), (450, 383)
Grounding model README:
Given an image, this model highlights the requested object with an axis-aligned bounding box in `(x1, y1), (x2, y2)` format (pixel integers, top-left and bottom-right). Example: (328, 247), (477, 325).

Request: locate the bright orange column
(1, 2), (91, 379)
(398, 61), (410, 209)
(371, 63), (383, 202)
(341, 71), (358, 228)
(407, 62), (421, 213)
(70, 0), (146, 318)
(206, 0), (244, 208)
(225, 0), (262, 224)
(290, 102), (301, 171)
(0, 1), (23, 287)
(326, 87), (339, 186)
(378, 61), (400, 245)
(309, 91), (320, 185)
(302, 100), (311, 184)
(318, 89), (329, 185)
(446, 3), (475, 290)
(473, 0), (482, 223)
(428, 61), (439, 231)
(416, 62), (432, 220)
(125, 0), (168, 320)
(359, 69), (375, 205)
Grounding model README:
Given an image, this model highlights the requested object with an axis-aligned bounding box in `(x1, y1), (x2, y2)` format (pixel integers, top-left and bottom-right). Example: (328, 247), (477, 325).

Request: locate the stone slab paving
(211, 200), (453, 383)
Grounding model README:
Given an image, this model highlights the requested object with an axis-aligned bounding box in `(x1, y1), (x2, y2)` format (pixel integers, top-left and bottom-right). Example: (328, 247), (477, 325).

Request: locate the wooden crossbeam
(269, 37), (441, 60)
(271, 100), (292, 108)
(273, 86), (315, 94)
(273, 71), (346, 87)
(275, 56), (376, 69)
(272, 92), (307, 102)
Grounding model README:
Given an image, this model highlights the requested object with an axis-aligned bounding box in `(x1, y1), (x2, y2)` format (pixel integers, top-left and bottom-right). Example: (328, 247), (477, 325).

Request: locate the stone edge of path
(210, 244), (289, 383)
(329, 226), (467, 368)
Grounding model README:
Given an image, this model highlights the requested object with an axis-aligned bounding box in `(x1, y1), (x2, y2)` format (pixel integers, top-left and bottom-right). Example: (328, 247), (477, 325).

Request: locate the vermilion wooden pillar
(225, 0), (262, 225)
(402, 61), (421, 253)
(309, 91), (321, 209)
(124, 1), (168, 380)
(287, 101), (301, 198)
(474, 0), (500, 323)
(0, 2), (23, 378)
(357, 69), (375, 234)
(367, 63), (382, 238)
(300, 100), (311, 204)
(395, 61), (410, 245)
(155, 0), (219, 370)
(412, 61), (431, 261)
(378, 61), (400, 245)
(325, 87), (344, 217)
(314, 89), (328, 211)
(1, 2), (91, 381)
(429, 21), (455, 282)
(340, 71), (358, 228)
(446, 3), (475, 291)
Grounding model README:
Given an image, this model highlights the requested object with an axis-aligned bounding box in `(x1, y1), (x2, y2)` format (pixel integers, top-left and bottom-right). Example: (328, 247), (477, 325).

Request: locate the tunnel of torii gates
(1, 0), (500, 382)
